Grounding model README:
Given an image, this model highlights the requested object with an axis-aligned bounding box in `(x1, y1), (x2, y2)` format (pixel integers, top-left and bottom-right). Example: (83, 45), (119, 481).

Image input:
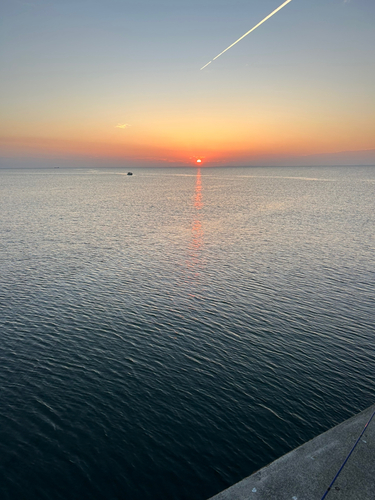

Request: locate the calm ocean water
(1, 166), (374, 500)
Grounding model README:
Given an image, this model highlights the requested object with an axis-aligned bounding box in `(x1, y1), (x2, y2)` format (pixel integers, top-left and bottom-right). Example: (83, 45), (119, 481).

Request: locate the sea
(0, 166), (374, 500)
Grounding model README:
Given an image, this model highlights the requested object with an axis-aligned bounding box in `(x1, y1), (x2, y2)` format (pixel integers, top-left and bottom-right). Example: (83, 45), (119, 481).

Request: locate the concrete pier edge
(209, 403), (375, 500)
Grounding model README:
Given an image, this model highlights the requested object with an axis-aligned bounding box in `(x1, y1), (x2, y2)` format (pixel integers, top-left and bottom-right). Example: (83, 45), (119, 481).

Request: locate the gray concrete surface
(209, 404), (375, 500)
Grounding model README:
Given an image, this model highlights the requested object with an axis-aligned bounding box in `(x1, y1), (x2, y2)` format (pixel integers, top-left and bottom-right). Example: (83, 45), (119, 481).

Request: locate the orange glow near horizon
(2, 87), (375, 165)
(1, 107), (375, 167)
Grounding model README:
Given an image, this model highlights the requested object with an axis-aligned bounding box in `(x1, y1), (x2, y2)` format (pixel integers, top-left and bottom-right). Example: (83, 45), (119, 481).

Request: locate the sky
(1, 0), (375, 167)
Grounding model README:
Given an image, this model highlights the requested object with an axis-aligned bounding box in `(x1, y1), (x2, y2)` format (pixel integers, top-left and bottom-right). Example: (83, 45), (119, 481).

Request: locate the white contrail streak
(200, 61), (212, 70)
(200, 0), (293, 70)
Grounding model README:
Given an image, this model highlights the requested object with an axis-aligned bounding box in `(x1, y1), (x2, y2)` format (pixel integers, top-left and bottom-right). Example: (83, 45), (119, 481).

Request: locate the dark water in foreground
(1, 166), (374, 500)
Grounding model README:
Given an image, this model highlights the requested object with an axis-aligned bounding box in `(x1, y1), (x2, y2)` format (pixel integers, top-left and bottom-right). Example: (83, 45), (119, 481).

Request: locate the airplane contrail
(200, 0), (293, 70)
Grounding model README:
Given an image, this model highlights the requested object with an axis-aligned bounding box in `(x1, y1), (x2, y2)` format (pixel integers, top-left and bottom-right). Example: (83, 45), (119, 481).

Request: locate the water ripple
(0, 166), (374, 500)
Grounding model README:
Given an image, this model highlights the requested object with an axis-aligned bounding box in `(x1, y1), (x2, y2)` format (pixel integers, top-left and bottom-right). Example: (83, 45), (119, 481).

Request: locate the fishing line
(320, 408), (375, 500)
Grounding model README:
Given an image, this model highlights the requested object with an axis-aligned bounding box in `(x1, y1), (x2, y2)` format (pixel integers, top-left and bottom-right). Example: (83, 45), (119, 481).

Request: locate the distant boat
(127, 172), (133, 176)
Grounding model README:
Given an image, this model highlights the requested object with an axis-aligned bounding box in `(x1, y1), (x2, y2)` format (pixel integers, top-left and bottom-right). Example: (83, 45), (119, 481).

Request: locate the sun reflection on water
(192, 168), (203, 253)
(187, 168), (204, 280)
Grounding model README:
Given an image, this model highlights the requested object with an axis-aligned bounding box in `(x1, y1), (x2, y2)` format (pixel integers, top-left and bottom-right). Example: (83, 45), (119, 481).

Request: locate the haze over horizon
(1, 0), (375, 167)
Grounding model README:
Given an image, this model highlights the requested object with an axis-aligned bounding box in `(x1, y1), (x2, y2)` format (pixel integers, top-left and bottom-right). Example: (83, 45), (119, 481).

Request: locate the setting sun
(196, 159), (202, 163)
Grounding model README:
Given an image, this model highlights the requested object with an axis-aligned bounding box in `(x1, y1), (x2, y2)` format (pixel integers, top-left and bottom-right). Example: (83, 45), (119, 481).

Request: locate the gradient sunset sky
(1, 0), (374, 167)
